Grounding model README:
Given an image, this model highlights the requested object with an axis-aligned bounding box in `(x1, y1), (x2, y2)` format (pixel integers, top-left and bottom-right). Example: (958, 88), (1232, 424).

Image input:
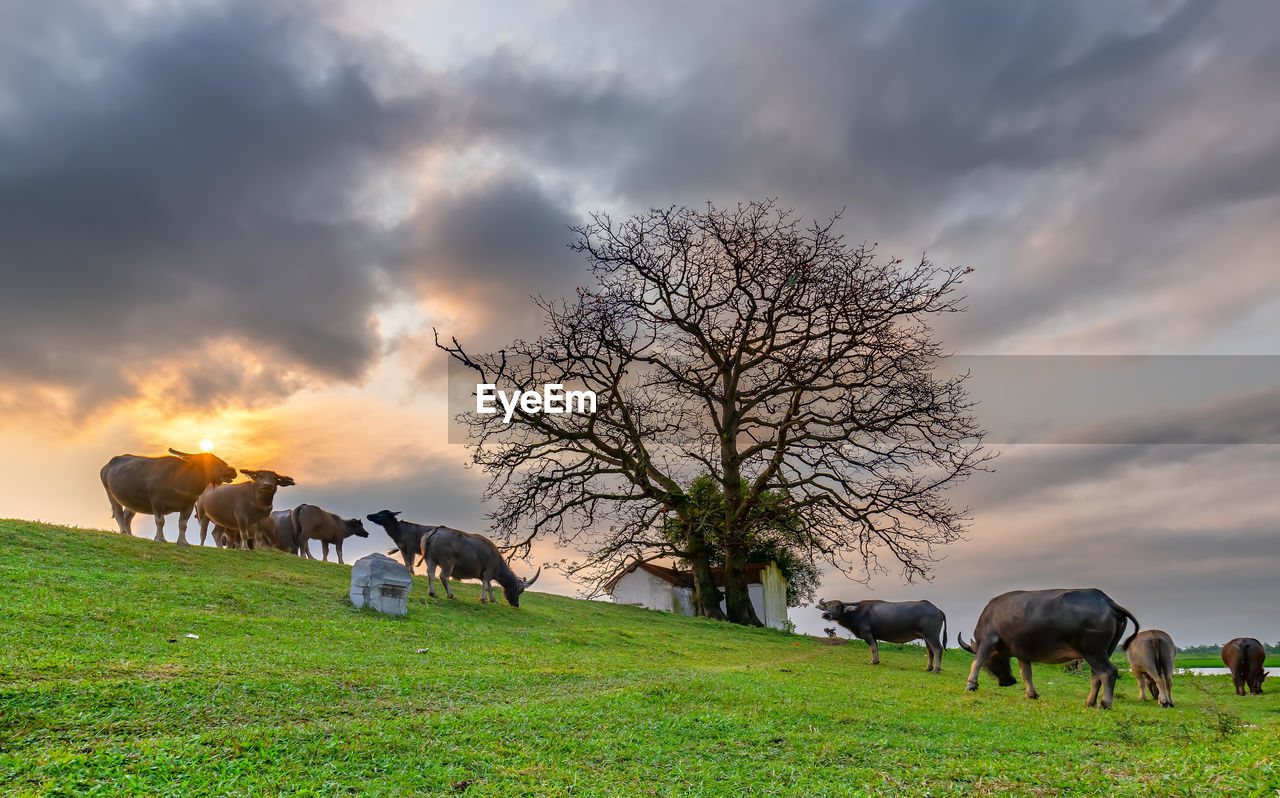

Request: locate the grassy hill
(1, 520), (1276, 797)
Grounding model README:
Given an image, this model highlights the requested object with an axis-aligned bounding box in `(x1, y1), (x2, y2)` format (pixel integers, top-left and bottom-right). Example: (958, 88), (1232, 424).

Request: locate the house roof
(603, 560), (776, 593)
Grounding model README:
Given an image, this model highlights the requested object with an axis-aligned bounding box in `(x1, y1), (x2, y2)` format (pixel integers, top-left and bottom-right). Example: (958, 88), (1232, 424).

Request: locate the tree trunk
(685, 524), (726, 621)
(722, 541), (763, 626)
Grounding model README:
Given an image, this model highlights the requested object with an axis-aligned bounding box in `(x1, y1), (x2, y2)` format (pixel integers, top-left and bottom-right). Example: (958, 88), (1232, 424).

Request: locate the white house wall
(611, 566), (789, 630)
(610, 570), (678, 613)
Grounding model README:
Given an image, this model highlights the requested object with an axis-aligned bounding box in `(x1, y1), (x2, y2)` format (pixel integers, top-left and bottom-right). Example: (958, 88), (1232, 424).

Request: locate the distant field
(1175, 657), (1280, 669)
(1, 519), (1277, 797)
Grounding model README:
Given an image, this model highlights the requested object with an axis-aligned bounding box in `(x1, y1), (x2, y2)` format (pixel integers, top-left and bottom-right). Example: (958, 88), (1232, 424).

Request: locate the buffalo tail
(1116, 601), (1141, 650)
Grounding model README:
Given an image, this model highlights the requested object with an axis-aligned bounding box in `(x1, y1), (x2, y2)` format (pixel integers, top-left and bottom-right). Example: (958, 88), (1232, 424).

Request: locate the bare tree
(438, 200), (989, 625)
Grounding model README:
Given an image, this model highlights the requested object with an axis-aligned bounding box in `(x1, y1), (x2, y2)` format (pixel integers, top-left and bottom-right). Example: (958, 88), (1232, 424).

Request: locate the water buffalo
(195, 469), (295, 550)
(100, 448), (237, 544)
(958, 588), (1138, 709)
(1125, 629), (1175, 707)
(817, 598), (948, 673)
(1222, 637), (1267, 696)
(265, 509), (299, 553)
(366, 510), (434, 572)
(291, 503), (368, 565)
(419, 525), (540, 607)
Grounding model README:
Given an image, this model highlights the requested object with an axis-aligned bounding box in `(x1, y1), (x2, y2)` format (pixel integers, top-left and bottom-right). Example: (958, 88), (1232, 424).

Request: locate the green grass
(1, 519), (1277, 797)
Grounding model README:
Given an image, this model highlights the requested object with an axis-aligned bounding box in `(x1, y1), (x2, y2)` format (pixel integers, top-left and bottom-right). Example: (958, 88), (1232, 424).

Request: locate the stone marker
(350, 553), (414, 617)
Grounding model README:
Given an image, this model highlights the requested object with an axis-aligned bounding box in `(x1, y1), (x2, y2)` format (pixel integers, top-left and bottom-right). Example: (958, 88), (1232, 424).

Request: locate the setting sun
(199, 439), (214, 452)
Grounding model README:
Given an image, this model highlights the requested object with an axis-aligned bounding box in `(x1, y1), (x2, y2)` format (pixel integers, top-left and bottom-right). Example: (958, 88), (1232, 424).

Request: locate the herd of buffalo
(99, 447), (1268, 707)
(99, 447), (539, 606)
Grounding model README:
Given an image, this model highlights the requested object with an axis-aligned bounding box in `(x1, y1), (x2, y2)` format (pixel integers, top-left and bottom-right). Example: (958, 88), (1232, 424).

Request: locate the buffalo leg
(336, 542), (344, 566)
(107, 494), (128, 534)
(1082, 655), (1116, 708)
(966, 638), (998, 691)
(439, 563), (456, 599)
(1136, 672), (1149, 701)
(426, 560), (437, 597)
(1158, 674), (1174, 708)
(176, 507), (193, 546)
(924, 637), (941, 673)
(321, 541), (330, 563)
(1018, 659), (1039, 699)
(120, 507), (137, 536)
(153, 512), (168, 543)
(864, 636), (880, 665)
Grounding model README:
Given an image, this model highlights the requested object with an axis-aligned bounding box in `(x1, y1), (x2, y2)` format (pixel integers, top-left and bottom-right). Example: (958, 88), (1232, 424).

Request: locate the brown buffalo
(291, 503), (369, 564)
(100, 448), (236, 544)
(195, 469), (295, 550)
(1222, 637), (1267, 696)
(1124, 629), (1175, 707)
(958, 587), (1139, 709)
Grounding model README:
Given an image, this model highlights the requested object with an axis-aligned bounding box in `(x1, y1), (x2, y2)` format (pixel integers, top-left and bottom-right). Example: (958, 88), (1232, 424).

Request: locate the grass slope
(1, 520), (1277, 797)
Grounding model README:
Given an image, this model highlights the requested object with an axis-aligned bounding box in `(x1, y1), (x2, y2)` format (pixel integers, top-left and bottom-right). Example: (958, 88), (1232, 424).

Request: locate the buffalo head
(957, 633), (1017, 687)
(366, 509), (401, 527)
(343, 518), (370, 538)
(170, 447), (236, 486)
(817, 599), (853, 621)
(239, 469), (295, 502)
(503, 566), (541, 607)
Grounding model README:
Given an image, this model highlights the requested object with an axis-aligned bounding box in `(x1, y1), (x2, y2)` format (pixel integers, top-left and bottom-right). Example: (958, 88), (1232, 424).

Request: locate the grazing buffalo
(958, 588), (1138, 708)
(1125, 629), (1176, 707)
(291, 503), (368, 565)
(366, 510), (434, 572)
(1222, 637), (1267, 696)
(195, 469), (295, 550)
(100, 448), (237, 544)
(817, 599), (948, 673)
(419, 525), (540, 606)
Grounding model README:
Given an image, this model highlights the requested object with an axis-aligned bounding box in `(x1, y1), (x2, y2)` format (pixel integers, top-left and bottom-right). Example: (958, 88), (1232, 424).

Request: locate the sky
(2, 0), (1278, 645)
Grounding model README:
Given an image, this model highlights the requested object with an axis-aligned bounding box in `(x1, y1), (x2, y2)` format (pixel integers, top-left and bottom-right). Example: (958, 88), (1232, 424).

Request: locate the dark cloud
(400, 175), (587, 349)
(0, 0), (440, 415)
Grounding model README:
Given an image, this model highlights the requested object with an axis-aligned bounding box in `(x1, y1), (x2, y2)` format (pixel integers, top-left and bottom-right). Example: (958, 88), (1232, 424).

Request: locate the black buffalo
(817, 598), (948, 673)
(366, 509), (434, 572)
(958, 588), (1139, 709)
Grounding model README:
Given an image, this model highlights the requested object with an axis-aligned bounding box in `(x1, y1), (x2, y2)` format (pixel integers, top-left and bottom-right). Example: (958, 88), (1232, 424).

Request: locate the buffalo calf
(292, 503), (368, 565)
